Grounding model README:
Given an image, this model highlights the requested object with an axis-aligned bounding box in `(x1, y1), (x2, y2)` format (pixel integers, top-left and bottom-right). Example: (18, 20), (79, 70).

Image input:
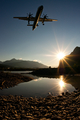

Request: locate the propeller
(42, 14), (48, 25)
(27, 12), (33, 24)
(27, 12), (33, 18)
(42, 14), (48, 19)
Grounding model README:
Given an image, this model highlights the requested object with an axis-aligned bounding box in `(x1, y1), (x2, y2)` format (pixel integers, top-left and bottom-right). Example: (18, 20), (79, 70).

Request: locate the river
(0, 71), (79, 97)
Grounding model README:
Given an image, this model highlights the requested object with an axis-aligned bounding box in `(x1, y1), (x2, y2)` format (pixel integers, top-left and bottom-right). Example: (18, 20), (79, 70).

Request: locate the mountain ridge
(70, 46), (80, 55)
(59, 46), (80, 68)
(0, 58), (48, 68)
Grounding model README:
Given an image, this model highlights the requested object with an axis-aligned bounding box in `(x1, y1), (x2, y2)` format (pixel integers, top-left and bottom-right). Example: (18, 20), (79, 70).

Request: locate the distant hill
(70, 47), (80, 55)
(58, 46), (80, 74)
(0, 61), (2, 64)
(0, 58), (48, 68)
(59, 46), (80, 68)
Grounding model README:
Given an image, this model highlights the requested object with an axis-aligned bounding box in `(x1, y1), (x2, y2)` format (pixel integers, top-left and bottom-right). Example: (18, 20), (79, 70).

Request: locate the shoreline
(0, 72), (80, 119)
(0, 72), (33, 90)
(0, 89), (80, 119)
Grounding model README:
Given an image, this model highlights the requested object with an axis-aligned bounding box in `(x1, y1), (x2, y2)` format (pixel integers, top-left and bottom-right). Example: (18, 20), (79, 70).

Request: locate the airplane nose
(40, 5), (43, 10)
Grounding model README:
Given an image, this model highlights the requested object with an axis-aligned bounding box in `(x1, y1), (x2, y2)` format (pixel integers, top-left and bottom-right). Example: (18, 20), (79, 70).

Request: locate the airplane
(13, 5), (58, 30)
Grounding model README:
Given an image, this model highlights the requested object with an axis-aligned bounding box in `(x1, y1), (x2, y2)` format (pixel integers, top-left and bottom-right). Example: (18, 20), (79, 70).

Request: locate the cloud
(33, 59), (41, 63)
(18, 58), (22, 60)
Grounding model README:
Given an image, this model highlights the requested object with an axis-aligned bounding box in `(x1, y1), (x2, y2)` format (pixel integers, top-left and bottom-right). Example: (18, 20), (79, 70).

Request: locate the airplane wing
(13, 17), (57, 22)
(39, 18), (58, 22)
(13, 17), (35, 21)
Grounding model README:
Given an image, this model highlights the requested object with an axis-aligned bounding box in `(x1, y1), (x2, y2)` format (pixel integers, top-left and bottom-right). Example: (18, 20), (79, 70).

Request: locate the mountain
(0, 61), (2, 64)
(0, 58), (48, 68)
(59, 46), (80, 69)
(70, 46), (80, 55)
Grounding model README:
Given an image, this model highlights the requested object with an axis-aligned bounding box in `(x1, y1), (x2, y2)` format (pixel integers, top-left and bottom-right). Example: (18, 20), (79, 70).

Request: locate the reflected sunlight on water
(59, 76), (65, 88)
(33, 78), (42, 81)
(33, 79), (38, 81)
(0, 71), (76, 97)
(58, 76), (66, 94)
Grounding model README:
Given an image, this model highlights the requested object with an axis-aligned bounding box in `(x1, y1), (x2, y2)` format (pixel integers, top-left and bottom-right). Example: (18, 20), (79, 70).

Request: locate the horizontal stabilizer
(27, 24), (33, 26)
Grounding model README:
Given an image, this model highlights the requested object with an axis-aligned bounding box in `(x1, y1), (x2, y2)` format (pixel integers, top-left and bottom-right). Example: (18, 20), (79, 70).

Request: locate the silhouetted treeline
(1, 63), (80, 75)
(31, 68), (58, 76)
(31, 66), (80, 76)
(0, 65), (38, 71)
(59, 67), (80, 75)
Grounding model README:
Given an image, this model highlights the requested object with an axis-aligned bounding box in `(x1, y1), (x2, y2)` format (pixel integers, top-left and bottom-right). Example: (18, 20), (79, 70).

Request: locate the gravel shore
(0, 90), (80, 120)
(0, 72), (33, 90)
(0, 72), (80, 119)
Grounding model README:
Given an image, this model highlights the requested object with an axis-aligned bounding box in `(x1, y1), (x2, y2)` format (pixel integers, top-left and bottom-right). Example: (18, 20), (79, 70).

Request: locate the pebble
(0, 89), (80, 119)
(0, 72), (33, 89)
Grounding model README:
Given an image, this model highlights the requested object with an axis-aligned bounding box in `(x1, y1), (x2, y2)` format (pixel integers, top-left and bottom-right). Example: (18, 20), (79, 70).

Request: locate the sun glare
(57, 52), (65, 60)
(59, 76), (65, 88)
(59, 80), (64, 88)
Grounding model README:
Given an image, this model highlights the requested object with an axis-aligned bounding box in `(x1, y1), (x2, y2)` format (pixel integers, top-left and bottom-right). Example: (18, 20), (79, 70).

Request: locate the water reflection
(0, 72), (76, 97)
(59, 79), (64, 88)
(34, 79), (38, 81)
(58, 76), (67, 95)
(33, 78), (41, 81)
(59, 76), (65, 89)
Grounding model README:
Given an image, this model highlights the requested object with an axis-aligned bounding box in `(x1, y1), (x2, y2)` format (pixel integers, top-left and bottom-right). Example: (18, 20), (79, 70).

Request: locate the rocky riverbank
(0, 72), (33, 89)
(0, 90), (80, 120)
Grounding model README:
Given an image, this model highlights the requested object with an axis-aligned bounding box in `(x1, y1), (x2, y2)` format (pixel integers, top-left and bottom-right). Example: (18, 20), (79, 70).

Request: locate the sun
(57, 52), (65, 60)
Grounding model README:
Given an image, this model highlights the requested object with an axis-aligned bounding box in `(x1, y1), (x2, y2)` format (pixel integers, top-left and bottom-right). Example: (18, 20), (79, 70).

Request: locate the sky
(0, 0), (80, 67)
